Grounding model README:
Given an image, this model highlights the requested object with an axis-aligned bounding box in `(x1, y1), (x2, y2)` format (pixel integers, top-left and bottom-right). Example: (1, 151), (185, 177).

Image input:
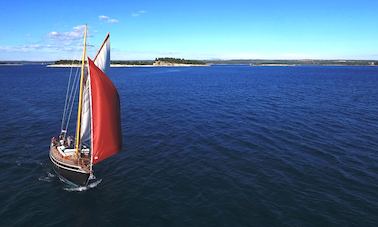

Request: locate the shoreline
(252, 64), (297, 67)
(252, 64), (378, 67)
(45, 64), (378, 68)
(47, 64), (210, 68)
(0, 63), (24, 66)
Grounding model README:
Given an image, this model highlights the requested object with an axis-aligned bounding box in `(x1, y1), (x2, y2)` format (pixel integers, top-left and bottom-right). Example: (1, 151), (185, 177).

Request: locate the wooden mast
(75, 25), (87, 157)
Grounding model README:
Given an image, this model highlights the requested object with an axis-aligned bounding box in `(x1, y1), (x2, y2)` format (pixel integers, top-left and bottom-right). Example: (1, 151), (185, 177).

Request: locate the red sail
(88, 58), (122, 165)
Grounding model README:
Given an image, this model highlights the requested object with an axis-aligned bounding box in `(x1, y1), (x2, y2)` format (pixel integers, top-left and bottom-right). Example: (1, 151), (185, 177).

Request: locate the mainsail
(80, 33), (120, 164)
(80, 34), (111, 145)
(87, 58), (122, 164)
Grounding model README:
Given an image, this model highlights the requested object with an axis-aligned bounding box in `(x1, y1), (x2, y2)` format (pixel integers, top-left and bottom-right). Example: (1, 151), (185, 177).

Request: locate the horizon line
(1, 58), (378, 62)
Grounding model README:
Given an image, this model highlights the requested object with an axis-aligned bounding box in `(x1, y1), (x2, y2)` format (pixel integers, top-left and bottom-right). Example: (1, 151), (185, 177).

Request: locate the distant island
(49, 58), (208, 67)
(153, 58), (207, 66)
(52, 59), (149, 65)
(1, 59), (378, 67)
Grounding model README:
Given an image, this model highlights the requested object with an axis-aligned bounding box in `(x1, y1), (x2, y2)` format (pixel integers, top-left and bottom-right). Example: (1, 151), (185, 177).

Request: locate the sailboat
(49, 25), (122, 186)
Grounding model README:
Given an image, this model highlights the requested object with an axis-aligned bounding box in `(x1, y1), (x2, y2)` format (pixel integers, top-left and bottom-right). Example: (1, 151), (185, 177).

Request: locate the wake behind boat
(49, 26), (122, 186)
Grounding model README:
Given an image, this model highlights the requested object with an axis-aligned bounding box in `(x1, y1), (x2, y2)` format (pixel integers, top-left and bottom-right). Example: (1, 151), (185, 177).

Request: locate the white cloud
(99, 15), (119, 24)
(108, 18), (119, 24)
(99, 15), (109, 20)
(0, 25), (89, 56)
(131, 10), (147, 17)
(48, 25), (86, 41)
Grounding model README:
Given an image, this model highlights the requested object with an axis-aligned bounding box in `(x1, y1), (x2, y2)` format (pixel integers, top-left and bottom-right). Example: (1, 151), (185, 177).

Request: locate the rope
(60, 60), (75, 132)
(65, 66), (81, 134)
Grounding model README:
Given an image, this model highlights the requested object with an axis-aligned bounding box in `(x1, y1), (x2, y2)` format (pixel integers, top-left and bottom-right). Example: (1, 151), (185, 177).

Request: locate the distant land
(153, 57), (207, 66)
(206, 59), (378, 66)
(0, 61), (50, 65)
(1, 59), (378, 67)
(49, 58), (208, 67)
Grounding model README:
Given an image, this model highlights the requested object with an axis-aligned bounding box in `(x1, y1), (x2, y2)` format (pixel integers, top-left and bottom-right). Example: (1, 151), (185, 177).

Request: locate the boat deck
(50, 144), (91, 173)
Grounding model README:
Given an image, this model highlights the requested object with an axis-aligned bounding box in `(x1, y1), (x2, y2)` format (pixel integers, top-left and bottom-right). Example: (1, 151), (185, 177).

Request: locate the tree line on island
(50, 59), (378, 66)
(2, 59), (378, 66)
(154, 58), (206, 65)
(53, 58), (206, 65)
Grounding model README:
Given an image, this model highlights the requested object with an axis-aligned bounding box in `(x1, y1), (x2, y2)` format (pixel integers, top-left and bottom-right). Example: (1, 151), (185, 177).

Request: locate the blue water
(0, 65), (377, 226)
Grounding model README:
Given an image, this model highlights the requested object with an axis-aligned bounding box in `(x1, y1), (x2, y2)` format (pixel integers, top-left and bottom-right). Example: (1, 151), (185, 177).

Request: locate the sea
(0, 65), (377, 226)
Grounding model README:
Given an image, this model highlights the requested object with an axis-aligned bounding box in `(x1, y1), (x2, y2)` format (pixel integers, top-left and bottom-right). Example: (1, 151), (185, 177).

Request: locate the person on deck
(67, 136), (73, 148)
(59, 132), (65, 147)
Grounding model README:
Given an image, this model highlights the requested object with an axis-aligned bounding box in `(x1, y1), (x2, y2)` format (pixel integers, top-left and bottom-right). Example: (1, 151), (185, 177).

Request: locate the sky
(1, 0), (378, 60)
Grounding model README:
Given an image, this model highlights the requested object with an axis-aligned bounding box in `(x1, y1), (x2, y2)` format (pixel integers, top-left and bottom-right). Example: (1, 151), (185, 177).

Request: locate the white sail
(94, 33), (110, 73)
(80, 74), (91, 145)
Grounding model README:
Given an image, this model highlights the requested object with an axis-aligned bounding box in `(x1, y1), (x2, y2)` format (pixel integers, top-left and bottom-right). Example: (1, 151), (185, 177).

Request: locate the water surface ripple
(0, 65), (377, 226)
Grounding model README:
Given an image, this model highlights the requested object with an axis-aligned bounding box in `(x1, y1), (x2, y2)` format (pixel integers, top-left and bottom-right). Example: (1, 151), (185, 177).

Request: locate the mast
(75, 25), (88, 157)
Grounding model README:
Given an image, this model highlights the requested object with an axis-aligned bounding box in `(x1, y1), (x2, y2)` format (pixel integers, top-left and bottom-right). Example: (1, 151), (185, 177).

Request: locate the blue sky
(1, 0), (378, 60)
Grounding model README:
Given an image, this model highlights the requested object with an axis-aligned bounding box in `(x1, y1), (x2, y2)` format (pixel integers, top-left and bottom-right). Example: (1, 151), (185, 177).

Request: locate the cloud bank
(99, 15), (119, 24)
(48, 25), (86, 41)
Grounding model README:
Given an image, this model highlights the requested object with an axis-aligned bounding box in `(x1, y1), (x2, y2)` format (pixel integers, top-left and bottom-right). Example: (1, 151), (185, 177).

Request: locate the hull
(49, 144), (91, 186)
(50, 158), (90, 186)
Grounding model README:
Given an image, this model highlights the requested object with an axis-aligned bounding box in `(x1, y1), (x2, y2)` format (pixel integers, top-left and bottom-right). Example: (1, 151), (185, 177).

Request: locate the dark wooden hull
(49, 148), (90, 186)
(51, 160), (90, 186)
